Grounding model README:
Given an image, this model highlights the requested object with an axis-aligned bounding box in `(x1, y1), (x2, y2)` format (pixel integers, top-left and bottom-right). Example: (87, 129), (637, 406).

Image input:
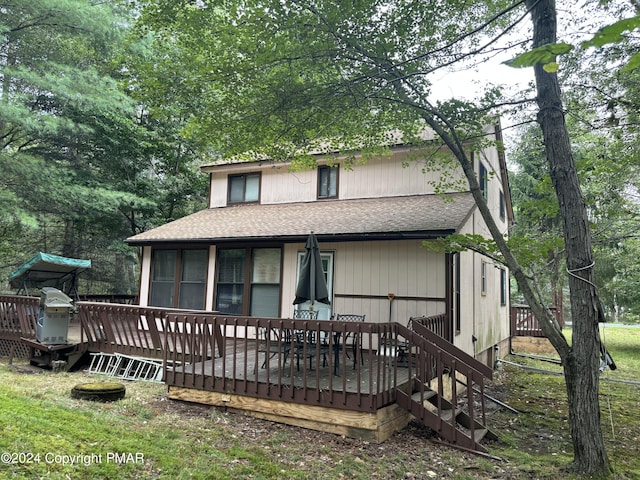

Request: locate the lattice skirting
(0, 338), (32, 359)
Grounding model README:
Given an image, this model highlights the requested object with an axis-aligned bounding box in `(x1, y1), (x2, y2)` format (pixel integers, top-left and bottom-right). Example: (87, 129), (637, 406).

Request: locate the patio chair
(293, 329), (331, 371)
(378, 317), (414, 367)
(292, 309), (329, 371)
(335, 314), (366, 368)
(395, 317), (413, 366)
(259, 325), (292, 369)
(293, 309), (318, 320)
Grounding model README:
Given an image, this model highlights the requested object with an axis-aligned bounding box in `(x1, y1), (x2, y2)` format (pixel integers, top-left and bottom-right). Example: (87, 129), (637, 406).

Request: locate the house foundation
(167, 385), (413, 443)
(510, 336), (556, 355)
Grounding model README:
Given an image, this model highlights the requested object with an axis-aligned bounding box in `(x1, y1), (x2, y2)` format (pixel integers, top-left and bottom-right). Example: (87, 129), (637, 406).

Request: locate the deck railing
(0, 295), (39, 340)
(163, 314), (403, 412)
(394, 320), (492, 443)
(76, 301), (192, 359)
(163, 312), (491, 423)
(510, 304), (561, 337)
(411, 313), (450, 341)
(78, 294), (138, 304)
(0, 298), (492, 447)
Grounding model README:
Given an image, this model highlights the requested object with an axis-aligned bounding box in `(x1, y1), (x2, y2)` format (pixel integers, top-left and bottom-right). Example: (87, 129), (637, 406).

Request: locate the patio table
(294, 327), (342, 376)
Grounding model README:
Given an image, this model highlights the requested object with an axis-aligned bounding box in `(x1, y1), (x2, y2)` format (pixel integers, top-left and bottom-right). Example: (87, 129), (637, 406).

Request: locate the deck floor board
(168, 340), (411, 395)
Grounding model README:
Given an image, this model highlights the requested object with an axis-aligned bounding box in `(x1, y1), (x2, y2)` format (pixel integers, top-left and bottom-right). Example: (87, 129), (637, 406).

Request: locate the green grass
(493, 325), (640, 479)
(0, 326), (638, 479)
(598, 326), (640, 380)
(0, 369), (293, 479)
(510, 325), (640, 380)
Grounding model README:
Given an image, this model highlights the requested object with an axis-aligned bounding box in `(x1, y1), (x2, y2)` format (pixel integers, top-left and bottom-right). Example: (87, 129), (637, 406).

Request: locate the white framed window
(481, 260), (487, 296)
(318, 165), (338, 199)
(500, 268), (507, 306)
(295, 251), (334, 319)
(228, 173), (260, 204)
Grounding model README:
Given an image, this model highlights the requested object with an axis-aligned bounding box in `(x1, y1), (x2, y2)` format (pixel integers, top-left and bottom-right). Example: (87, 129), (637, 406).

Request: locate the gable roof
(126, 193), (476, 245)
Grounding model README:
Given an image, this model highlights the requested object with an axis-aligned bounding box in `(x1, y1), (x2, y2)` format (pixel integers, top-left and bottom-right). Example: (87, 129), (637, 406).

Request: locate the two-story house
(126, 124), (513, 367)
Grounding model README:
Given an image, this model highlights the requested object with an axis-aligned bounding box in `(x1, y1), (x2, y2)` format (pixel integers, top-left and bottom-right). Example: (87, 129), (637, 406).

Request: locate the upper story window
(228, 173), (260, 204)
(499, 190), (506, 221)
(479, 162), (488, 200)
(318, 165), (338, 199)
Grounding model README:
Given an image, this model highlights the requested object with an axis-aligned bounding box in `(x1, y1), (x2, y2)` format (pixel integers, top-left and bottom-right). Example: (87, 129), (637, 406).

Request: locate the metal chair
(335, 314), (366, 368)
(259, 325), (292, 369)
(292, 309), (328, 371)
(395, 317), (414, 366)
(293, 309), (318, 320)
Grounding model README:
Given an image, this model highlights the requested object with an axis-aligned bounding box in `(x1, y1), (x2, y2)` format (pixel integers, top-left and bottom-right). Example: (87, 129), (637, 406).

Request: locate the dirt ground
(142, 374), (527, 479)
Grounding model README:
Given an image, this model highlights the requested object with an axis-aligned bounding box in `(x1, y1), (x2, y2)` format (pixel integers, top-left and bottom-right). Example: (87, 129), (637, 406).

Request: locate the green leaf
(543, 62), (559, 73)
(581, 16), (640, 49)
(621, 51), (640, 73)
(504, 43), (573, 68)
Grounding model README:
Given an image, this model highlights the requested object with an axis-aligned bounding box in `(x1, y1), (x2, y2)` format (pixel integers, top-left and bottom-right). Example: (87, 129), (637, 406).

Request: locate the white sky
(428, 59), (536, 158)
(429, 63), (535, 102)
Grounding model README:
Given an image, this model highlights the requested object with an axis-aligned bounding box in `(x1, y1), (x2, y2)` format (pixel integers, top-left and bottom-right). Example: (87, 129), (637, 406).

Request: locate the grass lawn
(0, 325), (638, 479)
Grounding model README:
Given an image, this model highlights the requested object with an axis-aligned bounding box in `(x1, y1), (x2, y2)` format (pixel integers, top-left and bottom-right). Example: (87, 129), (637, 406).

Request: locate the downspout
(206, 245), (217, 311)
(473, 212), (478, 357)
(445, 252), (453, 342)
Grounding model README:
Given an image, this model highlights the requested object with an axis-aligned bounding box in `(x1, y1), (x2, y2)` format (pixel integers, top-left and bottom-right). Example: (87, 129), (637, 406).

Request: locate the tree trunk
(525, 0), (611, 475)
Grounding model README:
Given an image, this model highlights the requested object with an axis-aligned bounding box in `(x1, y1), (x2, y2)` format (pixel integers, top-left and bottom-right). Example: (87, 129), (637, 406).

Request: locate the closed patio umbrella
(293, 232), (330, 312)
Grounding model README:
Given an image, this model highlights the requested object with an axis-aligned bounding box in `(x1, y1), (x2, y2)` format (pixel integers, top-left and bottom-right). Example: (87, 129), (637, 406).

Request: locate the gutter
(125, 230), (456, 247)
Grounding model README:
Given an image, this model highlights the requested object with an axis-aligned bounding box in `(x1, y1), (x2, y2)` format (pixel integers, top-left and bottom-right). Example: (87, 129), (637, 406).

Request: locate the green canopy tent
(8, 252), (91, 298)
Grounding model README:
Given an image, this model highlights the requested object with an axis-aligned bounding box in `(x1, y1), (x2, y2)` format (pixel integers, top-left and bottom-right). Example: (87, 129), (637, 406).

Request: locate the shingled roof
(126, 193), (476, 245)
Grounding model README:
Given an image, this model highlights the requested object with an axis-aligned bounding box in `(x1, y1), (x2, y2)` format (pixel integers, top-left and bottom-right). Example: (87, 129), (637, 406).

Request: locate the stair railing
(394, 319), (493, 451)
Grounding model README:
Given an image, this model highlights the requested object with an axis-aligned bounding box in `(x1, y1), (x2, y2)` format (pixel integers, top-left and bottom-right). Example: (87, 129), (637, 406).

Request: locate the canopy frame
(8, 252), (91, 298)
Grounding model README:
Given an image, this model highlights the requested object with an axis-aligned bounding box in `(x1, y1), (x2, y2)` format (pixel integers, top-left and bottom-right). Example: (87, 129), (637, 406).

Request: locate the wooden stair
(396, 379), (498, 453)
(392, 320), (498, 454)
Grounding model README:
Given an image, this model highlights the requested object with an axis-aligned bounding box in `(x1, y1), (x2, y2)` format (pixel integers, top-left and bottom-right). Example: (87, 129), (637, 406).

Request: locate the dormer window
(228, 173), (260, 204)
(318, 165), (338, 199)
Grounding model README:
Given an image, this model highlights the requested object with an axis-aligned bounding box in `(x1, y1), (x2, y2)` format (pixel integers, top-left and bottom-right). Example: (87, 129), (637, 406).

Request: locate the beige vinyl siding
(471, 134), (511, 351)
(210, 166), (320, 207)
(454, 208), (510, 357)
(208, 148), (468, 208)
(209, 174), (228, 208)
(281, 240), (446, 325)
(261, 167), (316, 204)
(476, 131), (509, 235)
(340, 152), (463, 200)
(205, 245), (217, 311)
(138, 246), (152, 307)
(454, 220), (477, 355)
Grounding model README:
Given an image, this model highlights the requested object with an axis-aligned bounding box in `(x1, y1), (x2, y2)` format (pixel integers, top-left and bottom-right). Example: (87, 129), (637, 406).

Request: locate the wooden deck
(510, 304), (562, 337)
(170, 340), (411, 394)
(166, 339), (415, 442)
(1, 296), (496, 451)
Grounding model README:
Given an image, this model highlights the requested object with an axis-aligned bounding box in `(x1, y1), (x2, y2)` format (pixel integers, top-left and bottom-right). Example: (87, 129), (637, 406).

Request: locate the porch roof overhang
(126, 192), (476, 246)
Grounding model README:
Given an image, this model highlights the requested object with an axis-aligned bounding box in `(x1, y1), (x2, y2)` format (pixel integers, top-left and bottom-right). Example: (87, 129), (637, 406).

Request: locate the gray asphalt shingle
(126, 193), (476, 244)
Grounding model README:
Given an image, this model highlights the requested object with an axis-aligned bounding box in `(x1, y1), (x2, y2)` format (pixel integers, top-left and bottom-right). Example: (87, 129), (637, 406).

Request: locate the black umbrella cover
(293, 233), (330, 305)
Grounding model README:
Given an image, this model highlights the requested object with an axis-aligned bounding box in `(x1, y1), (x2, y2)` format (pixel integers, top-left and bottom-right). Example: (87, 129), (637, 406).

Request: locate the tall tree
(0, 0), (145, 288)
(0, 1), (208, 292)
(523, 0), (609, 472)
(132, 0), (631, 474)
(509, 0), (640, 325)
